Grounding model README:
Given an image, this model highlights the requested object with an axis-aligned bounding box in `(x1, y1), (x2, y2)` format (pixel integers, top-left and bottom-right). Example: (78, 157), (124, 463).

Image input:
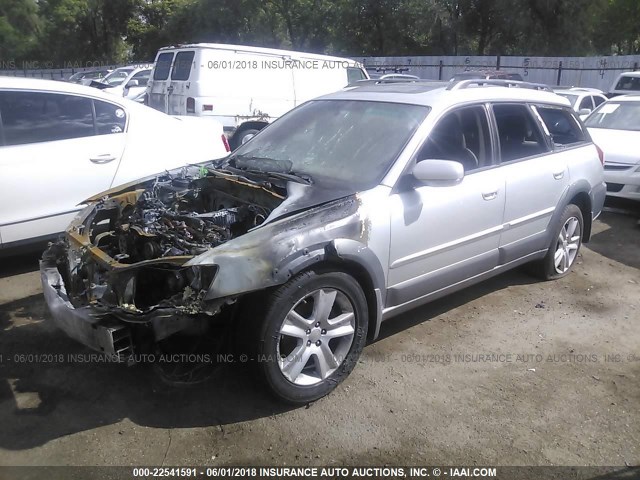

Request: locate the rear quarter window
(95, 100), (127, 135)
(535, 106), (587, 147)
(171, 51), (195, 81)
(154, 52), (174, 80)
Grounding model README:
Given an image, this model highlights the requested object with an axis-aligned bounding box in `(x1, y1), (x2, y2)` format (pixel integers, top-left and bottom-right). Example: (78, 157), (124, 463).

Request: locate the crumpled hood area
(58, 162), (363, 317)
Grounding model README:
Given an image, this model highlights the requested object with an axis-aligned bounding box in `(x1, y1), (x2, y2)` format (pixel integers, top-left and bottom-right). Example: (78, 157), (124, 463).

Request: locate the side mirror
(578, 108), (592, 116)
(125, 79), (139, 89)
(412, 159), (464, 186)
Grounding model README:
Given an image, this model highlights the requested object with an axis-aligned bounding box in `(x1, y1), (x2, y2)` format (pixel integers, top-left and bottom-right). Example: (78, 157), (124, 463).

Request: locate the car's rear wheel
(257, 271), (368, 404)
(534, 204), (584, 280)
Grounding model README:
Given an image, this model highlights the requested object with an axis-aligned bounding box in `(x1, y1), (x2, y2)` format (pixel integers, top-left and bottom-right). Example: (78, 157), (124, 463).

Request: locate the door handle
(482, 191), (498, 201)
(90, 154), (117, 164)
(553, 171), (565, 180)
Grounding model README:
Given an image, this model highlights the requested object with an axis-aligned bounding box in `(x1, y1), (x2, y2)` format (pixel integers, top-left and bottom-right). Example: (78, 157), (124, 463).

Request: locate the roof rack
(348, 78), (448, 88)
(447, 79), (554, 92)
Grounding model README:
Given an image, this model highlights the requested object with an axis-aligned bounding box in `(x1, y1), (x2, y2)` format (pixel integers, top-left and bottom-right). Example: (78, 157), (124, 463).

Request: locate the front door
(387, 105), (505, 308)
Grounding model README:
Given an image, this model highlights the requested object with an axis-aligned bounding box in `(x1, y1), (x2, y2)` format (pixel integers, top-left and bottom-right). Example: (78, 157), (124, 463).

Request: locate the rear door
(167, 50), (196, 115)
(495, 103), (572, 264)
(0, 91), (126, 244)
(148, 51), (175, 113)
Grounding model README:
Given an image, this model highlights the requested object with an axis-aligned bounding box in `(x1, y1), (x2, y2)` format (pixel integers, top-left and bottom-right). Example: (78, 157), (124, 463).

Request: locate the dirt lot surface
(0, 199), (639, 473)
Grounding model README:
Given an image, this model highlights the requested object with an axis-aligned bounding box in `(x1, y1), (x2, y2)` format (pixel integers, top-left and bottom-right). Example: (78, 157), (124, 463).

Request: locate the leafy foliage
(0, 0), (639, 65)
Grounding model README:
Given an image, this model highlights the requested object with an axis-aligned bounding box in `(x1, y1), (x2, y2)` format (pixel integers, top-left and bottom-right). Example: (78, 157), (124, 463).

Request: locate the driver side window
(417, 106), (493, 173)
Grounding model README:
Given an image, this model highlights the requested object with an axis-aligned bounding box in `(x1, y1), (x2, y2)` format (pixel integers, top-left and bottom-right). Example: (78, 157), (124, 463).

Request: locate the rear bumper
(40, 256), (132, 355)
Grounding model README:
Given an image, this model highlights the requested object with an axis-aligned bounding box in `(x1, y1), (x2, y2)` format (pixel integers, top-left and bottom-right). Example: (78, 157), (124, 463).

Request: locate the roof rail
(348, 78), (448, 88)
(447, 79), (554, 92)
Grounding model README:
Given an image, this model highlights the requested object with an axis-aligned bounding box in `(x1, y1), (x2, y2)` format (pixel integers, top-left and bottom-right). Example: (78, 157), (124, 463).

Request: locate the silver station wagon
(41, 79), (606, 404)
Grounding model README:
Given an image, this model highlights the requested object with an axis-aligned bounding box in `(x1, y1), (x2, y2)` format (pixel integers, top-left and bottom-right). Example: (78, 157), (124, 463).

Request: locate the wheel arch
(549, 181), (594, 246)
(273, 239), (386, 343)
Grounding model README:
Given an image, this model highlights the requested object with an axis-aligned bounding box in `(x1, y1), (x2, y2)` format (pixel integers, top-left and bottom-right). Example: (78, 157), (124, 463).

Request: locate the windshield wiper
(231, 166), (312, 185)
(228, 154), (313, 185)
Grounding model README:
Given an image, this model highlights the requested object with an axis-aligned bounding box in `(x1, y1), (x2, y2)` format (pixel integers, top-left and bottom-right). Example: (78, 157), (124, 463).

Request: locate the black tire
(531, 204), (584, 280)
(256, 270), (368, 404)
(231, 128), (260, 149)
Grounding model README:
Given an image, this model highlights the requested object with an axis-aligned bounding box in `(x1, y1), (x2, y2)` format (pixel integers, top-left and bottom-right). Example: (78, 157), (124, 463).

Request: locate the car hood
(588, 128), (640, 165)
(83, 161), (359, 226)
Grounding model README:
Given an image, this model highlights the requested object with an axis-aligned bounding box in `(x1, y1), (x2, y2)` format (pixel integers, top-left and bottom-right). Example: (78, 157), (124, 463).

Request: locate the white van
(145, 43), (369, 147)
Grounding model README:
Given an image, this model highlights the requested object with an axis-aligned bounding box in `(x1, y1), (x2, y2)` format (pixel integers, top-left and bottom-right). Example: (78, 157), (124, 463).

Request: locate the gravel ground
(0, 199), (638, 473)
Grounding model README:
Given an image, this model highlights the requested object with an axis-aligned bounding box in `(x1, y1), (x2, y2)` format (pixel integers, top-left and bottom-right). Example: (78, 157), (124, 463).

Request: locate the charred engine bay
(66, 170), (285, 316)
(92, 174), (283, 263)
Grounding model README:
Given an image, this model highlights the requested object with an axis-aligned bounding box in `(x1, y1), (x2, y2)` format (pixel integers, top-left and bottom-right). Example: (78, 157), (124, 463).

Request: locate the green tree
(38, 0), (137, 65)
(0, 0), (40, 62)
(594, 0), (640, 54)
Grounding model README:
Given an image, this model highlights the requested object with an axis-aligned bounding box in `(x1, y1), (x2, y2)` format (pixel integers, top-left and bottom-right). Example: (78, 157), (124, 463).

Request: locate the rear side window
(347, 67), (367, 84)
(493, 104), (549, 162)
(535, 106), (586, 147)
(171, 51), (195, 81)
(0, 91), (93, 146)
(593, 96), (606, 107)
(615, 76), (640, 91)
(154, 52), (174, 80)
(95, 100), (127, 135)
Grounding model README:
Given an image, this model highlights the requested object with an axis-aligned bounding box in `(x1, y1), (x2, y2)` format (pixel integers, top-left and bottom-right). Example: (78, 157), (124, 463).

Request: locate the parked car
(607, 71), (640, 98)
(145, 43), (369, 148)
(92, 66), (152, 103)
(0, 77), (230, 249)
(68, 69), (113, 85)
(554, 87), (608, 119)
(450, 70), (524, 82)
(41, 79), (605, 404)
(585, 94), (640, 201)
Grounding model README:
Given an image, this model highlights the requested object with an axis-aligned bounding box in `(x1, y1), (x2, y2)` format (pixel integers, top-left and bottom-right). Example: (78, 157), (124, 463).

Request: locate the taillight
(143, 93), (149, 106)
(186, 97), (195, 114)
(203, 104), (213, 112)
(595, 144), (604, 166)
(221, 134), (231, 152)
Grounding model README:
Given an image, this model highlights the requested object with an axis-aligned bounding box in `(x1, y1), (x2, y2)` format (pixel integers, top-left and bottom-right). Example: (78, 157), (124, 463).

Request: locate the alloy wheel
(277, 288), (356, 386)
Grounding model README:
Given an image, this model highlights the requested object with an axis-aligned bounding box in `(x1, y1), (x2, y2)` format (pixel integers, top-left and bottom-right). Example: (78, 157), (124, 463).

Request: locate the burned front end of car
(40, 163), (371, 365)
(40, 165), (285, 359)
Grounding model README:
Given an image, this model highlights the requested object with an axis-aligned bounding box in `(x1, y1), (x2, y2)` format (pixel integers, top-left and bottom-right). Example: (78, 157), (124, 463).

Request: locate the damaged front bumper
(40, 239), (227, 357)
(40, 254), (133, 356)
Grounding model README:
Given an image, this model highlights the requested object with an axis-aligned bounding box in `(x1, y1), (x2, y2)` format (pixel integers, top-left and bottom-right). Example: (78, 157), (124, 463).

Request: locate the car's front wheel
(257, 271), (368, 404)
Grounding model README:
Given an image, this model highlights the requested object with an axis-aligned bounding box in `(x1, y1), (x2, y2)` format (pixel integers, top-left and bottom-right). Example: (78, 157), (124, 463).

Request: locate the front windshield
(556, 92), (579, 107)
(585, 102), (640, 131)
(103, 68), (133, 86)
(229, 99), (429, 190)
